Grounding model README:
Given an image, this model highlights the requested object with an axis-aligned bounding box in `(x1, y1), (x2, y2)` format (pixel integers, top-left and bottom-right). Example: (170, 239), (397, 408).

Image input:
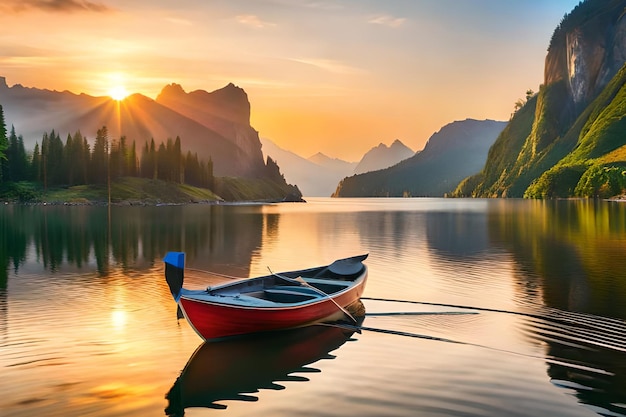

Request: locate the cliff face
(546, 1), (626, 105)
(463, 0), (626, 198)
(156, 83), (266, 177)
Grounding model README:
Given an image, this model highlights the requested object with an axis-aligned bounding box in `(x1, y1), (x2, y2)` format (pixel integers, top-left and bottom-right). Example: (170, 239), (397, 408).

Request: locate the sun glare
(108, 85), (129, 101)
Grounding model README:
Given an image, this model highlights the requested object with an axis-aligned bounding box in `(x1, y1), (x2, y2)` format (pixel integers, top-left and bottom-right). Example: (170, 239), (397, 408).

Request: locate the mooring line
(361, 296), (626, 352)
(365, 311), (478, 317)
(315, 321), (614, 377)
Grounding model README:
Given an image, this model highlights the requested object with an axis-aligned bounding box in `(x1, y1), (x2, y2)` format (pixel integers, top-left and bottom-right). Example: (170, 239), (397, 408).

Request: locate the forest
(0, 104), (214, 197)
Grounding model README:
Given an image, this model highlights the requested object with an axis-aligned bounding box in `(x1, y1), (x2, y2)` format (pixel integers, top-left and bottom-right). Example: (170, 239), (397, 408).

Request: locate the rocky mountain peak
(159, 83), (186, 97)
(354, 139), (415, 175)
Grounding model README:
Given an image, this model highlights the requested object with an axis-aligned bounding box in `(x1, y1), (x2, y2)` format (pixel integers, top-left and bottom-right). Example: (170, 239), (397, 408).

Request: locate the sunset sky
(1, 0), (580, 161)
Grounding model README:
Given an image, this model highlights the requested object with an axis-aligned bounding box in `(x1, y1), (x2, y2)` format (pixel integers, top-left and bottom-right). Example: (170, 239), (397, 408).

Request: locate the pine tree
(41, 132), (49, 190)
(174, 136), (182, 183)
(0, 104), (8, 182)
(206, 156), (214, 190)
(150, 138), (157, 179)
(127, 140), (137, 177)
(16, 134), (28, 181)
(46, 130), (64, 186)
(82, 136), (90, 184)
(69, 131), (86, 186)
(157, 142), (167, 181)
(91, 126), (109, 184)
(31, 142), (41, 182)
(2, 125), (18, 181)
(65, 133), (75, 185)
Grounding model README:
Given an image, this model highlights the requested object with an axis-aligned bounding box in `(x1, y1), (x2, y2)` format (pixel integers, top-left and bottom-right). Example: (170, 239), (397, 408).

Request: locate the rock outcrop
(156, 83), (267, 178)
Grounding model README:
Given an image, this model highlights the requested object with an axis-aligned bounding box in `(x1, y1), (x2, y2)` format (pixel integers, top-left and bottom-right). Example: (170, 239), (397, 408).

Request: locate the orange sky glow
(0, 0), (580, 161)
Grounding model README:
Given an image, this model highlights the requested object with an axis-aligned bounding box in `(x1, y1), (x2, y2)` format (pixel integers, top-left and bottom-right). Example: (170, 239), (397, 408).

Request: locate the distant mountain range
(455, 0), (626, 198)
(0, 78), (267, 178)
(260, 138), (414, 196)
(333, 119), (506, 197)
(260, 138), (355, 197)
(354, 140), (414, 174)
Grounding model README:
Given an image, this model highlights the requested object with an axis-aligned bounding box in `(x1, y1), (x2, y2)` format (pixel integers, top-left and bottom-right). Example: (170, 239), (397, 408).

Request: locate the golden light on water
(111, 310), (128, 330)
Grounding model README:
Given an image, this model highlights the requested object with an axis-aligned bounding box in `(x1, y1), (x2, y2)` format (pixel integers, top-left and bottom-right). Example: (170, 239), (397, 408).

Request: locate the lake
(1, 198), (626, 417)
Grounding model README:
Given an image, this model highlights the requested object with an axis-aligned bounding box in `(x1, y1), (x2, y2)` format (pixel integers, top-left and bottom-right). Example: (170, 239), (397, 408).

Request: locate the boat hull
(179, 277), (366, 340)
(164, 252), (369, 341)
(179, 274), (366, 341)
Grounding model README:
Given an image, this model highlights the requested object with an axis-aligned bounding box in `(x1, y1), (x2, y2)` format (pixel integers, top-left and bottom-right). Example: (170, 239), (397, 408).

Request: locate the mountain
(260, 138), (356, 196)
(332, 119), (506, 197)
(0, 77), (267, 178)
(308, 152), (358, 173)
(455, 0), (626, 198)
(354, 140), (414, 174)
(155, 83), (266, 177)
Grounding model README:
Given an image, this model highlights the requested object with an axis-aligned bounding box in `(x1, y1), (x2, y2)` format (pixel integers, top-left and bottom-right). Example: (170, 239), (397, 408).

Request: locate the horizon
(1, 0), (580, 161)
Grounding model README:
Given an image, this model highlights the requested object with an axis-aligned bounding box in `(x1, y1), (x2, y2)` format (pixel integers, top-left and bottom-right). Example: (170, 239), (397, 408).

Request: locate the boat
(165, 318), (361, 414)
(163, 252), (368, 341)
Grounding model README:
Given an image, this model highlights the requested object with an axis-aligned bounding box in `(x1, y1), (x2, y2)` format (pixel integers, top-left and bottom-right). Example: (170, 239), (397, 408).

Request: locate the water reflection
(546, 335), (626, 416)
(165, 323), (359, 415)
(3, 199), (626, 417)
(425, 211), (490, 258)
(489, 199), (626, 319)
(0, 204), (271, 278)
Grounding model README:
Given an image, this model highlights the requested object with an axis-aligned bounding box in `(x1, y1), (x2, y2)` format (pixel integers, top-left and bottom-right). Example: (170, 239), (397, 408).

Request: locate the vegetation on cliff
(524, 64), (626, 198)
(456, 0), (626, 199)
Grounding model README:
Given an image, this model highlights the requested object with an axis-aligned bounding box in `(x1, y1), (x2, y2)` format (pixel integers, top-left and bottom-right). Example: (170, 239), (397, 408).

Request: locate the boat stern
(164, 251), (185, 302)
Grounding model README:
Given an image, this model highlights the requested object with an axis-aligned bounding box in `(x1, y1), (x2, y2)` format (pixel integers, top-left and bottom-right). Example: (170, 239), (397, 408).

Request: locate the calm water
(1, 198), (626, 417)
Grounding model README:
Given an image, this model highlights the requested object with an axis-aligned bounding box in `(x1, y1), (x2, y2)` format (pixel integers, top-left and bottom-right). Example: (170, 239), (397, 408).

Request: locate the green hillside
(456, 0), (626, 199)
(525, 64), (626, 198)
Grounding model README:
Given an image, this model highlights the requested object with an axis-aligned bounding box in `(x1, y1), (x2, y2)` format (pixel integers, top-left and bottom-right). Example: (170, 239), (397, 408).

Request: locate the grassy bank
(0, 176), (303, 205)
(1, 178), (220, 205)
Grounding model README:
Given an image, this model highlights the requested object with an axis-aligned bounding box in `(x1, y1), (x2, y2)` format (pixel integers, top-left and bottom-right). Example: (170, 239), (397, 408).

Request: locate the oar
(268, 267), (358, 323)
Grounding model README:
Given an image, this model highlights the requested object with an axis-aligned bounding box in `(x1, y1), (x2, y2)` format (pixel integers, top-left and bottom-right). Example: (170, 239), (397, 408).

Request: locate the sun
(108, 85), (129, 101)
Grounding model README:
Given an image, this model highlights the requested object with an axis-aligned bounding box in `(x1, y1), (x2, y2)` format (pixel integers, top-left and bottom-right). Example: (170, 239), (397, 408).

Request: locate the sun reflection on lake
(111, 310), (127, 330)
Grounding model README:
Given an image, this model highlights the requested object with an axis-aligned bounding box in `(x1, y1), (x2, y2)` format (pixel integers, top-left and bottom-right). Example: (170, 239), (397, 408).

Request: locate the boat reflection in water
(165, 303), (364, 415)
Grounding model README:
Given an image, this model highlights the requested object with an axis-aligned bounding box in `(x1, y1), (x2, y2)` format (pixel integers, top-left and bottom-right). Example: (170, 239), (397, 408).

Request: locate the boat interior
(183, 259), (366, 306)
(242, 278), (354, 304)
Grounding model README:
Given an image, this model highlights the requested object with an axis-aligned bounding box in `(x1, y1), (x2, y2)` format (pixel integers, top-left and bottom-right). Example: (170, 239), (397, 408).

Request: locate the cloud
(3, 0), (111, 13)
(236, 14), (276, 29)
(368, 14), (406, 28)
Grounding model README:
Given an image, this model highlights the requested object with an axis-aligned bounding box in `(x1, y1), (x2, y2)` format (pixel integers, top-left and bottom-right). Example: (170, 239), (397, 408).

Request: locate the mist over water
(1, 198), (626, 416)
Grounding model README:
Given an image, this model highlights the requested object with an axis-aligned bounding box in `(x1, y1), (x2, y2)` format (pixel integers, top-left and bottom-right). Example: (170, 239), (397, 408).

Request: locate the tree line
(0, 104), (214, 190)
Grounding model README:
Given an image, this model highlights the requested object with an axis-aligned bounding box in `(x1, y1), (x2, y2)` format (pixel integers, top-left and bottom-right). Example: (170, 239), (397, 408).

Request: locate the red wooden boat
(164, 252), (368, 341)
